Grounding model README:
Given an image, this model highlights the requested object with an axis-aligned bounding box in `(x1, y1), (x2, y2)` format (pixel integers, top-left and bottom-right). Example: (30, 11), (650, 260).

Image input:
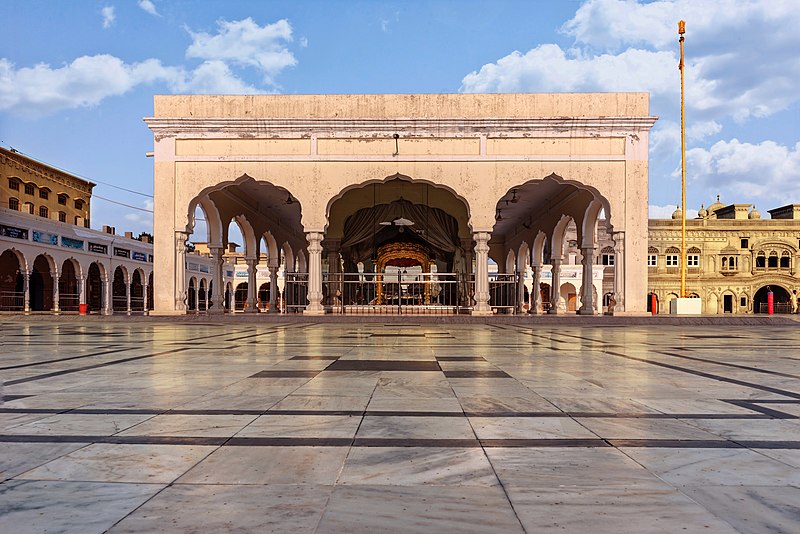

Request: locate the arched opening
(30, 255), (54, 311)
(0, 249), (24, 311)
(234, 282), (248, 311)
(646, 292), (659, 314)
(225, 282), (233, 311)
(540, 283), (552, 312)
(198, 279), (207, 311)
(258, 282), (270, 311)
(325, 177), (472, 313)
(207, 280), (213, 312)
(86, 263), (103, 313)
(58, 260), (80, 311)
(130, 270), (145, 312)
(561, 282), (577, 312)
(753, 285), (792, 314)
(187, 277), (197, 311)
(112, 267), (128, 312)
(147, 272), (154, 311)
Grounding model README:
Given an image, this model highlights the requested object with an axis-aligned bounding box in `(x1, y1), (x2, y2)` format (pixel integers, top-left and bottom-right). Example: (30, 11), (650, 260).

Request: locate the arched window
(686, 246), (701, 268)
(722, 257), (727, 269)
(600, 246), (615, 266)
(39, 206), (48, 218)
(23, 202), (34, 214)
(665, 246), (680, 267)
(24, 183), (34, 195)
(768, 251), (778, 268)
(39, 188), (50, 200)
(57, 194), (68, 205)
(74, 199), (84, 210)
(58, 211), (67, 223)
(8, 178), (20, 191)
(755, 251), (766, 269)
(8, 197), (19, 210)
(780, 251), (790, 269)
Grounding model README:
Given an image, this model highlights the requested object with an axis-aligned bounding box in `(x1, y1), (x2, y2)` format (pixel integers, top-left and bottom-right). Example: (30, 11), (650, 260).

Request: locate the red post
(767, 290), (774, 315)
(651, 294), (657, 315)
(79, 303), (88, 315)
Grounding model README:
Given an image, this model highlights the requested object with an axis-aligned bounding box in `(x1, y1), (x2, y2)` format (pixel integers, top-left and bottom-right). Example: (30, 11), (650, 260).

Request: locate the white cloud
(101, 6), (115, 29)
(137, 0), (159, 16)
(124, 199), (154, 233)
(685, 139), (800, 203)
(649, 204), (698, 219)
(462, 0), (800, 124)
(0, 55), (255, 116)
(186, 18), (296, 85)
(299, 36), (308, 48)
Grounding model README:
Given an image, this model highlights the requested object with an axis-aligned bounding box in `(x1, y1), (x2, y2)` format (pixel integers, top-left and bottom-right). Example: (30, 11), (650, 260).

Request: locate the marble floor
(1, 318), (800, 533)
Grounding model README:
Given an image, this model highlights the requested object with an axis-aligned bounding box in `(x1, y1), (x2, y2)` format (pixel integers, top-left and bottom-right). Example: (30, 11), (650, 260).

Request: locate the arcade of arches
(146, 93), (657, 316)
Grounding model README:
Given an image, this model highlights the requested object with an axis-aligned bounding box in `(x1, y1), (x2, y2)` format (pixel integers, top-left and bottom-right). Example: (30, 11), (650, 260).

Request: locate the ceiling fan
(379, 197), (415, 230)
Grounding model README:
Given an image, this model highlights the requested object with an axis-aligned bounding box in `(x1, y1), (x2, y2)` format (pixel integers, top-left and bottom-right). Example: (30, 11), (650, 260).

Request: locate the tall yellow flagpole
(678, 20), (687, 298)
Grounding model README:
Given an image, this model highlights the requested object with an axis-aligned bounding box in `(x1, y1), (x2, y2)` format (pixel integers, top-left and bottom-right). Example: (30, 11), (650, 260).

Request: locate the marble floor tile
(236, 414), (362, 438)
(356, 415), (475, 440)
(314, 485), (524, 534)
(366, 396), (463, 412)
(486, 447), (667, 488)
(108, 483), (334, 533)
(754, 448), (800, 468)
(620, 447), (800, 487)
(270, 395), (370, 412)
(458, 395), (558, 414)
(177, 446), (350, 485)
(680, 485), (800, 534)
(677, 418), (800, 441)
(505, 485), (738, 533)
(16, 443), (215, 483)
(116, 414), (259, 437)
(0, 479), (162, 534)
(0, 442), (87, 481)
(338, 447), (497, 486)
(2, 413), (154, 436)
(470, 416), (598, 440)
(575, 417), (724, 440)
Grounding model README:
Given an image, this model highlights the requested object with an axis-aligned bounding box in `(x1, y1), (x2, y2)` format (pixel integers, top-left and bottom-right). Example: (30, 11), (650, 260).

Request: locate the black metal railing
(0, 291), (24, 311)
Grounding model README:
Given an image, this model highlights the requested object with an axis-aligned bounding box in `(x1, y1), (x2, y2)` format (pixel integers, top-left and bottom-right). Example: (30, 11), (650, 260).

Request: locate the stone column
(52, 270), (60, 313)
(268, 265), (279, 313)
(612, 231), (625, 313)
(578, 247), (596, 315)
(208, 245), (225, 314)
(22, 270), (30, 313)
(461, 238), (474, 274)
(143, 283), (149, 315)
(174, 231), (189, 313)
(473, 232), (492, 315)
(102, 274), (112, 315)
(304, 232), (325, 315)
(530, 265), (541, 314)
(78, 276), (86, 307)
(516, 269), (525, 315)
(244, 258), (258, 313)
(549, 258), (562, 314)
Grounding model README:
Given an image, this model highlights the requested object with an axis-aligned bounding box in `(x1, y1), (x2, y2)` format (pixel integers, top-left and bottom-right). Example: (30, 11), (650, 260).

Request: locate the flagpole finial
(678, 20), (685, 35)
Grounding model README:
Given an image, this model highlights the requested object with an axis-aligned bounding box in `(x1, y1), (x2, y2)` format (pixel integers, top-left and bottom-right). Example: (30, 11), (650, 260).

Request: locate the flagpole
(678, 20), (687, 299)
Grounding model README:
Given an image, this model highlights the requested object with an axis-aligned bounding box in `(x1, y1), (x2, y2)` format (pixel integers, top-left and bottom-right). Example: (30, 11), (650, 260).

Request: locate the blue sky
(1, 0), (798, 236)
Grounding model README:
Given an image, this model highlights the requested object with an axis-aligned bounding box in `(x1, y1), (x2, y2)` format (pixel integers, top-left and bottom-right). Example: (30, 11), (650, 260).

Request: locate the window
(39, 206), (48, 218)
(9, 197), (19, 210)
(23, 202), (33, 214)
(58, 194), (67, 205)
(740, 296), (747, 307)
(755, 252), (766, 269)
(74, 199), (84, 210)
(687, 254), (700, 267)
(58, 211), (66, 223)
(602, 254), (615, 266)
(39, 189), (49, 200)
(666, 254), (679, 267)
(780, 251), (790, 269)
(722, 256), (738, 271)
(647, 254), (657, 267)
(24, 183), (34, 195)
(8, 179), (19, 191)
(740, 238), (749, 249)
(768, 251), (778, 268)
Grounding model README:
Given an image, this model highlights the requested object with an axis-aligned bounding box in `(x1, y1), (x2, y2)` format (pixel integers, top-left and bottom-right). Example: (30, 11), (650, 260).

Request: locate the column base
(303, 307), (325, 316)
(149, 310), (185, 316)
(577, 308), (595, 315)
(243, 308), (259, 314)
(207, 308), (225, 315)
(471, 307), (493, 316)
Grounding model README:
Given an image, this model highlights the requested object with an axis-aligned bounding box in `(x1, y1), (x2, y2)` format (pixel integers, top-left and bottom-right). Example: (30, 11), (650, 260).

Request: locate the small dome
(697, 204), (708, 218)
(672, 206), (682, 219)
(707, 194), (724, 214)
(749, 205), (761, 219)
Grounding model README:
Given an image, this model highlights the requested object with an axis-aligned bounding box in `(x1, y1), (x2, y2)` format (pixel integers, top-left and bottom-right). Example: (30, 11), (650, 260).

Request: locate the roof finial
(716, 194), (720, 202)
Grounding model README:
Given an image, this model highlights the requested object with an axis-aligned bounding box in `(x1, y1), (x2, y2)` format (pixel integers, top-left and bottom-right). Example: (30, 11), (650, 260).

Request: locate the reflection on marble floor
(1, 319), (800, 533)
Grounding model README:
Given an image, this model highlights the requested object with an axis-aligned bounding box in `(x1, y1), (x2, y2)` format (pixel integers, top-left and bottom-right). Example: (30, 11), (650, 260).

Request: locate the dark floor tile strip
(480, 438), (610, 448)
(326, 360), (442, 371)
(364, 411), (465, 417)
(656, 351), (800, 379)
(435, 356), (487, 361)
(602, 350), (800, 400)
(289, 356), (341, 360)
(249, 370), (322, 378)
(224, 331), (279, 342)
(0, 347), (133, 371)
(267, 410), (363, 416)
(3, 348), (192, 385)
(723, 399), (799, 419)
(225, 437), (354, 447)
(608, 439), (742, 448)
(354, 438), (481, 447)
(0, 395), (32, 401)
(736, 440), (800, 449)
(443, 370), (511, 378)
